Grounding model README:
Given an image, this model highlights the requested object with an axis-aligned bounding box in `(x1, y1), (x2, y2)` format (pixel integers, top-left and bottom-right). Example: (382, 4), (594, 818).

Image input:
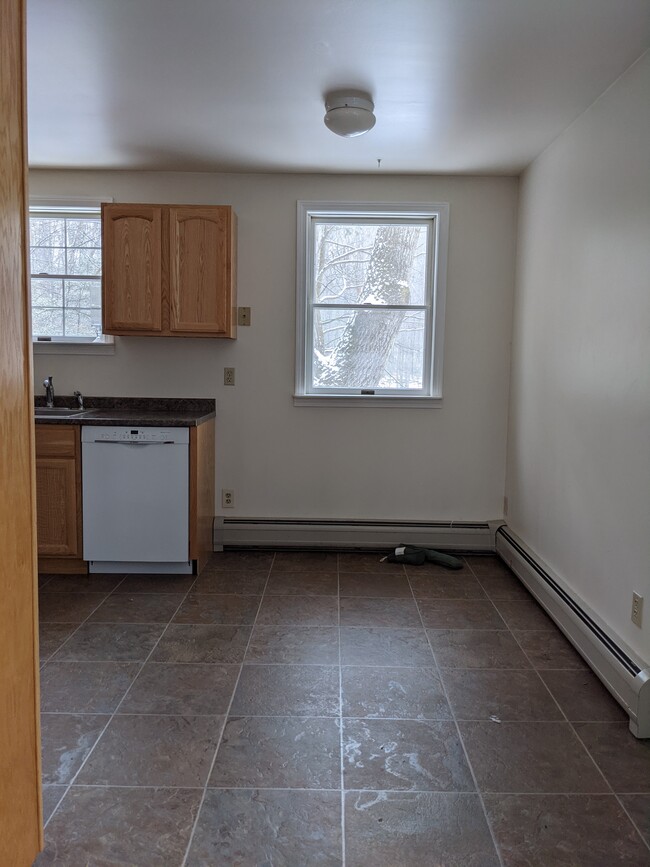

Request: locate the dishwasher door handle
(90, 440), (174, 446)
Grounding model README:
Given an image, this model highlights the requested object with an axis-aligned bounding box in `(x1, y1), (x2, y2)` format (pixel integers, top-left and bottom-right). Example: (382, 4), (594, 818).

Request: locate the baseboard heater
(496, 524), (650, 739)
(214, 517), (498, 552)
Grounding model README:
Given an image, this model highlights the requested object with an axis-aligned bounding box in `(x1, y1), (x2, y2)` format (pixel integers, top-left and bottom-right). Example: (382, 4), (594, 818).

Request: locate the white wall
(30, 171), (517, 523)
(506, 52), (650, 659)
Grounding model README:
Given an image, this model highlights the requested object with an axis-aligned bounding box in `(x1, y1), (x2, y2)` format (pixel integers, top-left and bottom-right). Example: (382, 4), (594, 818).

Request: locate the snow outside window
(295, 202), (449, 406)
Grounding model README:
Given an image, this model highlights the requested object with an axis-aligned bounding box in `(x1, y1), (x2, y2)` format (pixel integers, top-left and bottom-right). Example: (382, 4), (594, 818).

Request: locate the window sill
(33, 340), (115, 356)
(293, 394), (442, 408)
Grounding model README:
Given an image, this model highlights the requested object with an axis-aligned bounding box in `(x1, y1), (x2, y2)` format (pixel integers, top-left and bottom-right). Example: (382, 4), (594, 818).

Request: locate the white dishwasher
(82, 426), (192, 574)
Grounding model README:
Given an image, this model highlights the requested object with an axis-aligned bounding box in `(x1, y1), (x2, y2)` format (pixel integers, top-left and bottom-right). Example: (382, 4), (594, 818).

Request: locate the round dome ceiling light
(324, 91), (376, 138)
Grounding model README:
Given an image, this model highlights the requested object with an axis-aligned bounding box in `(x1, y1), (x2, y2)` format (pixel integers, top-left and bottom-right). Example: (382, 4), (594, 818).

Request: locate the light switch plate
(238, 307), (251, 326)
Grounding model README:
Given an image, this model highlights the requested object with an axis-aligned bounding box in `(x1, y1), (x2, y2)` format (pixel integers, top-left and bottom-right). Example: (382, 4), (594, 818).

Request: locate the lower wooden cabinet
(35, 424), (85, 572)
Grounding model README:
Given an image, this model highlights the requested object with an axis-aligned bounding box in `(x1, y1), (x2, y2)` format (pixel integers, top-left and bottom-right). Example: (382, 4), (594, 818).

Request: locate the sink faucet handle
(73, 390), (84, 410)
(43, 375), (55, 407)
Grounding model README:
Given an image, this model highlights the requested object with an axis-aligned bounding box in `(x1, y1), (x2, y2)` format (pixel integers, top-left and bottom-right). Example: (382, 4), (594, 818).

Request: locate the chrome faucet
(74, 390), (84, 410)
(43, 376), (54, 407)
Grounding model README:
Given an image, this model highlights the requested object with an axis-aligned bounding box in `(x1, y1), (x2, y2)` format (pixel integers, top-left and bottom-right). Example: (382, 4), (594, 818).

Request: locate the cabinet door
(36, 456), (80, 557)
(103, 204), (162, 332)
(168, 206), (234, 336)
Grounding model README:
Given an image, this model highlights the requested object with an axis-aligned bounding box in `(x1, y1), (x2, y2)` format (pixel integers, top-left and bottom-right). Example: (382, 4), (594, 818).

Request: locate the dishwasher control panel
(81, 426), (190, 444)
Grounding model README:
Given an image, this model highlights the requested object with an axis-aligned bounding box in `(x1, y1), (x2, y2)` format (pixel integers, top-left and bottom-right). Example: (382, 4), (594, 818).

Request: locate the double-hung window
(295, 202), (449, 405)
(29, 202), (112, 350)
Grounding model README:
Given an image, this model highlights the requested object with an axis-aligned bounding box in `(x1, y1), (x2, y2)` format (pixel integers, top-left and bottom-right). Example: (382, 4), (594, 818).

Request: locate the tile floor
(34, 552), (650, 866)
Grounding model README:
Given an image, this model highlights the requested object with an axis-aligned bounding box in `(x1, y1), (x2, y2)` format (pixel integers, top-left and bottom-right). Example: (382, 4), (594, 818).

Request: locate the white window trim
(294, 201), (449, 407)
(29, 197), (115, 355)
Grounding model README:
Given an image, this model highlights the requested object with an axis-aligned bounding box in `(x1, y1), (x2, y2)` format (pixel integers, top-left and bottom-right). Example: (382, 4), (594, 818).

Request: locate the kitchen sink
(35, 407), (88, 417)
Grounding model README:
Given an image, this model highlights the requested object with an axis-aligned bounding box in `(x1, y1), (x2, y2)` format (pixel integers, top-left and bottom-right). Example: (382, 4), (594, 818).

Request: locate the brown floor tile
(44, 574), (125, 593)
(39, 623), (77, 660)
(338, 553), (404, 574)
(76, 714), (224, 787)
(345, 791), (499, 867)
(343, 719), (474, 792)
(428, 629), (532, 669)
(41, 786), (66, 824)
(476, 572), (532, 601)
(405, 560), (475, 578)
(408, 574), (488, 600)
(88, 592), (182, 623)
(541, 670), (628, 722)
(485, 794), (650, 866)
(172, 593), (261, 625)
(441, 669), (563, 721)
(342, 666), (451, 720)
(192, 570), (268, 595)
(465, 556), (512, 577)
(246, 625), (339, 664)
(256, 595), (338, 626)
(210, 716), (340, 788)
(619, 794), (650, 845)
(418, 599), (505, 629)
(186, 788), (342, 866)
(265, 571), (339, 595)
(117, 573), (196, 594)
(339, 573), (412, 597)
(340, 597), (421, 628)
(150, 624), (252, 664)
(40, 661), (140, 713)
(272, 551), (339, 572)
(206, 551), (274, 572)
(35, 786), (202, 866)
(573, 722), (650, 792)
(119, 662), (240, 714)
(459, 721), (609, 793)
(38, 592), (109, 623)
(513, 629), (588, 669)
(231, 664), (339, 716)
(41, 713), (109, 785)
(340, 627), (433, 667)
(493, 598), (555, 630)
(52, 623), (165, 662)
(38, 573), (53, 588)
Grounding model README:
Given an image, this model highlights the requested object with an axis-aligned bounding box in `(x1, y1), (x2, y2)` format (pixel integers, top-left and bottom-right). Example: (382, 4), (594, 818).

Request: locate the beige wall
(30, 170), (517, 523)
(506, 52), (650, 659)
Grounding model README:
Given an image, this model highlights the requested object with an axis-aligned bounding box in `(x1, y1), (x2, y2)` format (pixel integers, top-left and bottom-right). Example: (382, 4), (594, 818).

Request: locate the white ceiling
(27, 0), (650, 175)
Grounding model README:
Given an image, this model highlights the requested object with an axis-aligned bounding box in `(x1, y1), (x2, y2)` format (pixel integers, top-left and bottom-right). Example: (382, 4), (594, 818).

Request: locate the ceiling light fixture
(324, 91), (376, 138)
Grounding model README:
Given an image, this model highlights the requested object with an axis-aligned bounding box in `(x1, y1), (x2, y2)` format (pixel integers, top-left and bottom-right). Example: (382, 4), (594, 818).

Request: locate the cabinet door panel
(36, 457), (80, 557)
(169, 207), (232, 334)
(103, 205), (162, 332)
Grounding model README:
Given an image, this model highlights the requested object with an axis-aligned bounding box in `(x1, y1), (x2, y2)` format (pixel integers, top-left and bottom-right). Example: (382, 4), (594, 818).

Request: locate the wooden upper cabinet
(102, 205), (163, 333)
(102, 203), (236, 338)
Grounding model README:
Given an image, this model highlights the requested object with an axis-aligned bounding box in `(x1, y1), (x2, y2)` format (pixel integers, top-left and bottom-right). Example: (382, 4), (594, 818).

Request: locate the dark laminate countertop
(34, 397), (216, 427)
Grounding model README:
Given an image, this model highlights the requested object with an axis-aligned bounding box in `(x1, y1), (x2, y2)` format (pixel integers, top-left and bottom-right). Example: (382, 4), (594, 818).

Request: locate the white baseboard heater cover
(496, 524), (650, 739)
(214, 517), (498, 552)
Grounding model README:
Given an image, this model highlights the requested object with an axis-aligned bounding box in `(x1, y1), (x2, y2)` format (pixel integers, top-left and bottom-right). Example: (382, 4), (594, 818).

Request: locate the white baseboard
(214, 517), (499, 551)
(496, 524), (650, 739)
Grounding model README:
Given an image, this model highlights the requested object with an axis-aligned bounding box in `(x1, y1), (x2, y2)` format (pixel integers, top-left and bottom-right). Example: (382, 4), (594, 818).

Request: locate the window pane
(313, 308), (425, 390)
(66, 218), (101, 247)
(31, 278), (63, 307)
(30, 218), (64, 247)
(31, 246), (65, 275)
(32, 308), (63, 337)
(65, 280), (102, 307)
(313, 222), (429, 306)
(63, 308), (101, 338)
(67, 247), (102, 276)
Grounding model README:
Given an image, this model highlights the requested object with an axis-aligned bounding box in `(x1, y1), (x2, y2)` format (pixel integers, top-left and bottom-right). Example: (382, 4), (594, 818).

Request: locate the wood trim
(38, 558), (88, 575)
(0, 0), (43, 858)
(189, 420), (215, 574)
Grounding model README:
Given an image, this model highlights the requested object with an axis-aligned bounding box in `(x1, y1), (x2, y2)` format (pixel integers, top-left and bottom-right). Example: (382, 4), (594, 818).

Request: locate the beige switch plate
(238, 306), (251, 326)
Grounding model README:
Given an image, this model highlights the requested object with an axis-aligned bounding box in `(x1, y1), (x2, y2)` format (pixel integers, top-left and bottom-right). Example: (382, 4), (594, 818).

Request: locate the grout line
(42, 575), (196, 829)
(337, 553), (346, 867)
(411, 575), (506, 867)
(180, 553), (276, 867)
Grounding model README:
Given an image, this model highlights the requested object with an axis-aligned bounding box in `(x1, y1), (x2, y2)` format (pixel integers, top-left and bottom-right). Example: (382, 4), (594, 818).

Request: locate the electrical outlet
(224, 367), (235, 386)
(222, 488), (234, 508)
(631, 593), (644, 628)
(238, 306), (251, 326)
